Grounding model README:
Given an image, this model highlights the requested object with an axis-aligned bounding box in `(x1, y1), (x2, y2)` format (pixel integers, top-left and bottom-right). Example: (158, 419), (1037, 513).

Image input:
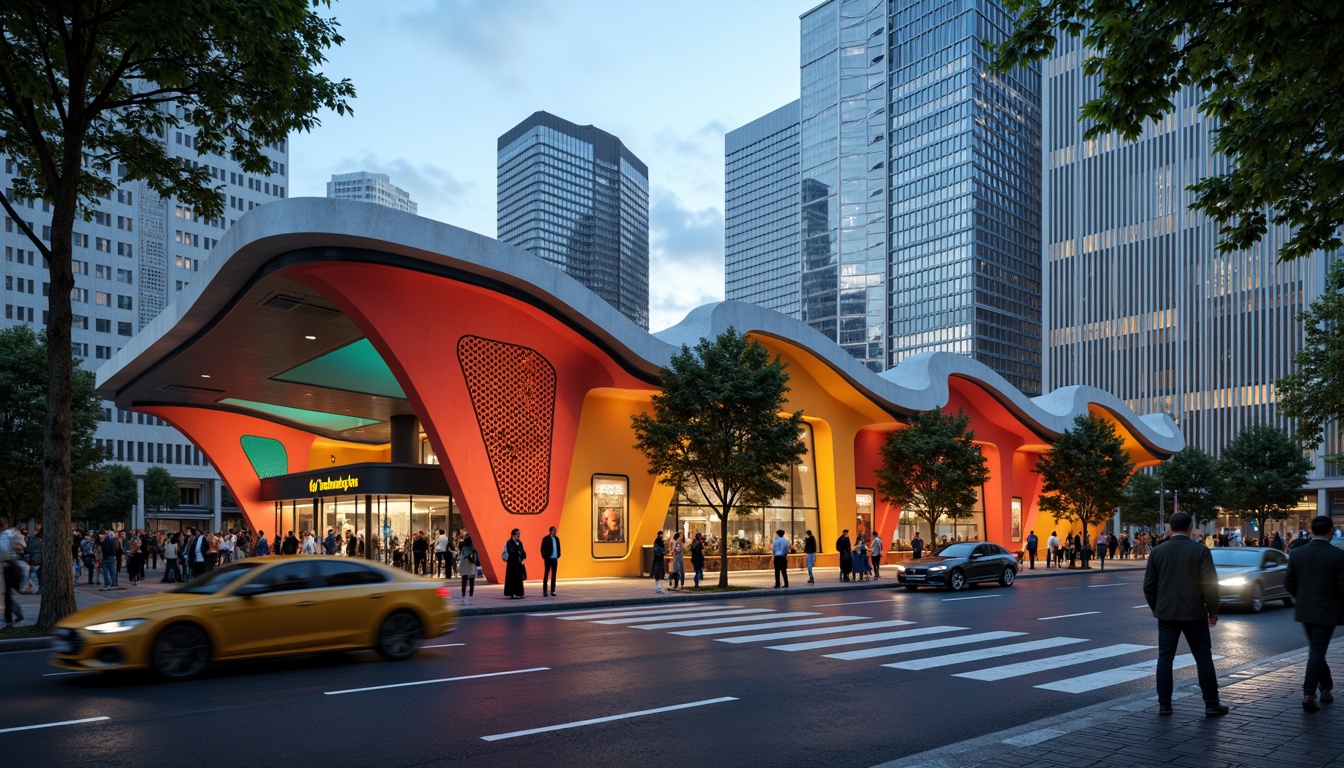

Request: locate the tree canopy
(993, 0), (1344, 262)
(1155, 446), (1222, 525)
(1278, 259), (1344, 462)
(143, 466), (180, 516)
(1119, 471), (1163, 530)
(0, 0), (353, 627)
(631, 328), (806, 587)
(1218, 424), (1312, 537)
(83, 463), (137, 528)
(874, 408), (989, 543)
(1035, 415), (1134, 545)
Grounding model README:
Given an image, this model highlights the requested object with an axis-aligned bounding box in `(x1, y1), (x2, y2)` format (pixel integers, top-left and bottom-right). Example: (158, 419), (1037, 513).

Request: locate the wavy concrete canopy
(97, 198), (1182, 579)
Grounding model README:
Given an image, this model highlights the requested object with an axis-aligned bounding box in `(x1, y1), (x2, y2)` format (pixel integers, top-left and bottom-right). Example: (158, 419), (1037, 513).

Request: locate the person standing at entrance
(803, 530), (818, 584)
(836, 529), (853, 581)
(772, 530), (791, 588)
(1143, 511), (1227, 717)
(324, 528), (338, 556)
(1025, 531), (1038, 569)
(690, 532), (706, 589)
(503, 529), (527, 599)
(870, 532), (884, 580)
(540, 526), (561, 597)
(1285, 515), (1344, 712)
(910, 531), (924, 560)
(457, 535), (479, 605)
(1047, 531), (1060, 568)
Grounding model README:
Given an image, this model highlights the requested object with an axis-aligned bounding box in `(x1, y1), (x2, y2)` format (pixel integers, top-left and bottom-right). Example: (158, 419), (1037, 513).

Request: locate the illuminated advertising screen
(592, 474), (628, 558)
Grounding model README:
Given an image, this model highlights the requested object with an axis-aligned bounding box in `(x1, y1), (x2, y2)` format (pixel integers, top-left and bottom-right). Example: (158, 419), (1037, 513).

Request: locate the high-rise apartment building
(725, 101), (801, 317)
(326, 171), (417, 214)
(1, 113), (289, 530)
(497, 111), (650, 329)
(1042, 33), (1341, 522)
(727, 0), (1043, 392)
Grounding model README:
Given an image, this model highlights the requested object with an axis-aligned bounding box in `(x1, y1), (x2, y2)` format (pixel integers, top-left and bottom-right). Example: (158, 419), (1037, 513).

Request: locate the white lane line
(954, 644), (1154, 681)
(423, 643), (466, 649)
(0, 716), (110, 735)
(943, 595), (1001, 602)
(715, 620), (915, 644)
(1087, 582), (1131, 588)
(885, 637), (1089, 670)
(1132, 604), (1150, 609)
(1035, 653), (1223, 694)
(593, 608), (772, 625)
(813, 599), (898, 607)
(480, 697), (738, 741)
(1037, 611), (1101, 621)
(324, 667), (549, 696)
(553, 605), (742, 621)
(767, 625), (965, 652)
(42, 671), (93, 677)
(673, 615), (864, 637)
(629, 612), (820, 630)
(824, 630), (1026, 661)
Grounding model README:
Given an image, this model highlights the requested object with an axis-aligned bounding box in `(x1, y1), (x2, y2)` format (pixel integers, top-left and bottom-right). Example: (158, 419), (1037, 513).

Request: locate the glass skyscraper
(497, 111), (650, 329)
(725, 101), (801, 316)
(727, 1), (1042, 391)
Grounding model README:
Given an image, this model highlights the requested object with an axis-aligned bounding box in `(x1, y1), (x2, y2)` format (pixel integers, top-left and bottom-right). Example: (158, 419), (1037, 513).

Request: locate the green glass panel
(273, 338), (406, 399)
(222, 398), (381, 433)
(240, 435), (288, 480)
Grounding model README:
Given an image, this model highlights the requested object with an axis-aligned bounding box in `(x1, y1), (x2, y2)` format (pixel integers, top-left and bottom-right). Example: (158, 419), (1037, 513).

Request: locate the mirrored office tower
(498, 111), (650, 330)
(725, 101), (802, 316)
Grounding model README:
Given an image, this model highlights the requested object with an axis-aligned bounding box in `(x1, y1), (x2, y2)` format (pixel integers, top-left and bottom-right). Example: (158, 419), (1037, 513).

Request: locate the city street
(1, 567), (1309, 767)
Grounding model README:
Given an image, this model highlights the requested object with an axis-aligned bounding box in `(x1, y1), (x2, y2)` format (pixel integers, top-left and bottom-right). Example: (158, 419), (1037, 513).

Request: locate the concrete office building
(1, 112), (289, 531)
(326, 171), (417, 214)
(725, 101), (802, 317)
(497, 111), (650, 329)
(1042, 32), (1341, 528)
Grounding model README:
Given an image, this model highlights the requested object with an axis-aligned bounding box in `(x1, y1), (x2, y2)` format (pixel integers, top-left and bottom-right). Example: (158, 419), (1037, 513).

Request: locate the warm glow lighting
(305, 335), (317, 340)
(200, 374), (211, 378)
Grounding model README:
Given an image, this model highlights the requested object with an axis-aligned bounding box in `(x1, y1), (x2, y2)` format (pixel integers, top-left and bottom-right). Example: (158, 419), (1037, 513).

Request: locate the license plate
(52, 639), (74, 654)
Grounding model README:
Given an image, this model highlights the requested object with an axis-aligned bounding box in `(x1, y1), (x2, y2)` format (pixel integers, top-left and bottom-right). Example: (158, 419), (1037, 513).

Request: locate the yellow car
(51, 556), (457, 680)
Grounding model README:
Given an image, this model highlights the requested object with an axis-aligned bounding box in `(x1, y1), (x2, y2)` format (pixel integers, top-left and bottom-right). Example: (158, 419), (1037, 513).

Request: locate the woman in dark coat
(503, 528), (527, 599)
(651, 531), (667, 594)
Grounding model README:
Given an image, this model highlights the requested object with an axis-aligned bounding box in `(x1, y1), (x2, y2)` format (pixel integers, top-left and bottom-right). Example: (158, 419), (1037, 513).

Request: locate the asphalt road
(1, 568), (1307, 767)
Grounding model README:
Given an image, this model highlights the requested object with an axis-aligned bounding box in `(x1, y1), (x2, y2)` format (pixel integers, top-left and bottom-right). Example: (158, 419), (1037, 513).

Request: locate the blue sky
(289, 0), (820, 331)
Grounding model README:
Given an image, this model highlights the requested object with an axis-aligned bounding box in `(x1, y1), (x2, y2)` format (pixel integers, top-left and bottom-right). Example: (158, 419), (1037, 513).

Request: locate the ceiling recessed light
(200, 374), (211, 378)
(304, 335), (316, 340)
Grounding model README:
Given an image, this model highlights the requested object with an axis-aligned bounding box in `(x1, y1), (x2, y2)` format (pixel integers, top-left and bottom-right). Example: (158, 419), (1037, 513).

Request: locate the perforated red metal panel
(457, 335), (556, 515)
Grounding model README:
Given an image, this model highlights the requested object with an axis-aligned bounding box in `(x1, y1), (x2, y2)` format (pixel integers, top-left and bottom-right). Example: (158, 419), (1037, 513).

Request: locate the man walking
(1285, 515), (1344, 712)
(0, 516), (26, 626)
(803, 530), (817, 584)
(772, 529), (791, 589)
(870, 531), (883, 580)
(324, 528), (338, 556)
(1025, 530), (1038, 569)
(540, 526), (561, 597)
(1143, 511), (1227, 717)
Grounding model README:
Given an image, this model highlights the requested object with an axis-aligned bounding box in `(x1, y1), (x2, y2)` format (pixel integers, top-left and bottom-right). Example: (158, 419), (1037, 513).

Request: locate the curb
(0, 636), (52, 652)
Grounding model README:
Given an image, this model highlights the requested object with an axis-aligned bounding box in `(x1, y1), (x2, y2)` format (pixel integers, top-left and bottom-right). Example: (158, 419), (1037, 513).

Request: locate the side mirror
(234, 582), (266, 598)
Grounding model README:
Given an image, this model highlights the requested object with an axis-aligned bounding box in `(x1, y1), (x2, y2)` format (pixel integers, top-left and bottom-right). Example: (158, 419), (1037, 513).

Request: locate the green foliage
(631, 328), (806, 587)
(143, 466), (181, 514)
(874, 408), (990, 540)
(1119, 471), (1162, 529)
(992, 1), (1344, 261)
(0, 325), (102, 521)
(1035, 415), (1134, 540)
(1155, 446), (1222, 523)
(1218, 424), (1312, 535)
(84, 464), (137, 527)
(1278, 259), (1344, 461)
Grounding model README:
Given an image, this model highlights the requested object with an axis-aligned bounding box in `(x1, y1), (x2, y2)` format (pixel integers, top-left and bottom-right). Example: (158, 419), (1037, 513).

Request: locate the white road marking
(825, 631), (1026, 661)
(767, 625), (965, 652)
(1087, 583), (1131, 588)
(1132, 605), (1150, 609)
(672, 615), (864, 637)
(324, 667), (549, 696)
(423, 643), (466, 649)
(42, 671), (93, 677)
(0, 716), (110, 735)
(1037, 612), (1101, 621)
(942, 595), (1001, 602)
(954, 644), (1154, 681)
(813, 599), (899, 607)
(715, 619), (915, 644)
(553, 605), (742, 621)
(592, 608), (772, 625)
(885, 637), (1089, 670)
(480, 697), (738, 741)
(1035, 653), (1223, 694)
(628, 612), (819, 630)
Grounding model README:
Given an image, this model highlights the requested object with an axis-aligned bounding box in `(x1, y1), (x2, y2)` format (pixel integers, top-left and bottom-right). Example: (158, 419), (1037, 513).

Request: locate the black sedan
(895, 542), (1018, 591)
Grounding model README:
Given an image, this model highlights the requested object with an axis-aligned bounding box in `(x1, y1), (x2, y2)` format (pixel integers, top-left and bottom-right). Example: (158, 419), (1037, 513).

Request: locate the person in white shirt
(301, 531), (318, 555)
(220, 532), (235, 563)
(1047, 532), (1061, 569)
(772, 529), (792, 589)
(870, 533), (884, 580)
(434, 529), (450, 578)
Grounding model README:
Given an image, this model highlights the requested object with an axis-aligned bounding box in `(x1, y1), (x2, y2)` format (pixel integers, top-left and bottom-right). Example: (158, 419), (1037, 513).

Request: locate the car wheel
(375, 610), (424, 660)
(151, 623), (210, 681)
(947, 569), (966, 591)
(904, 585), (919, 591)
(999, 567), (1016, 587)
(1248, 582), (1264, 613)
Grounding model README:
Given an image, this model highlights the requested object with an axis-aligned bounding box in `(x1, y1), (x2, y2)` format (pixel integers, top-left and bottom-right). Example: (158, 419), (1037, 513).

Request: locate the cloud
(648, 187), (724, 331)
(398, 0), (554, 86)
(333, 153), (479, 219)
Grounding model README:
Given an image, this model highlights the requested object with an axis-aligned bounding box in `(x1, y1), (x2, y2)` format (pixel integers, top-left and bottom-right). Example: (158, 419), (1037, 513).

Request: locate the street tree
(83, 464), (137, 528)
(1218, 424), (1312, 539)
(992, 1), (1344, 262)
(143, 466), (180, 517)
(0, 1), (354, 627)
(1155, 446), (1222, 527)
(1278, 259), (1344, 463)
(874, 408), (990, 546)
(1035, 415), (1134, 550)
(631, 328), (806, 588)
(1119, 471), (1162, 530)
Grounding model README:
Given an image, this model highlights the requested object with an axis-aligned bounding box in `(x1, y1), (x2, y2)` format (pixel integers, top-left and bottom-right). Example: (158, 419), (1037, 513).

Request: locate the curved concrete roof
(97, 198), (1182, 455)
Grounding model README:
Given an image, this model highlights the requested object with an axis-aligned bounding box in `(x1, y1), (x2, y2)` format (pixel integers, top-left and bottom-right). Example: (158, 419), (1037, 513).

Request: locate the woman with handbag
(457, 535), (479, 606)
(669, 532), (686, 590)
(502, 529), (527, 599)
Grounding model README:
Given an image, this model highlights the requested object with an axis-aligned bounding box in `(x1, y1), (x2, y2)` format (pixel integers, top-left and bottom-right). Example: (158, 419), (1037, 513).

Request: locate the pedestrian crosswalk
(537, 604), (1221, 696)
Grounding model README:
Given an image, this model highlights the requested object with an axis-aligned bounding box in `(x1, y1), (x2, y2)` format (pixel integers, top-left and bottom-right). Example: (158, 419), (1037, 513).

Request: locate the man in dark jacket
(1143, 511), (1226, 717)
(1285, 515), (1344, 712)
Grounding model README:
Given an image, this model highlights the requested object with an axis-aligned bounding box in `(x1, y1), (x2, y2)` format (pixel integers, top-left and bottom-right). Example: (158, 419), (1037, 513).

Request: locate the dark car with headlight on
(1211, 546), (1294, 613)
(895, 541), (1018, 591)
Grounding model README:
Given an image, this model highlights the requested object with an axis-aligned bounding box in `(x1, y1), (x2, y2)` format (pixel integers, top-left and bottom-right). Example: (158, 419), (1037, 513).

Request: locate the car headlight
(1218, 577), (1248, 587)
(84, 619), (148, 634)
(928, 565), (947, 572)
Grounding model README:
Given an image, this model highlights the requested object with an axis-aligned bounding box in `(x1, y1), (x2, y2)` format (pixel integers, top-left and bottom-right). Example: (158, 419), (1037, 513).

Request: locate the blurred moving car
(1211, 546), (1294, 613)
(51, 556), (457, 680)
(894, 541), (1018, 591)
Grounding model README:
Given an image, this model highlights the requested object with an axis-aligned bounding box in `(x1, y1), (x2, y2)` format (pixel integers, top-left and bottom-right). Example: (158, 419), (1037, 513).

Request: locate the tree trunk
(717, 503), (729, 588)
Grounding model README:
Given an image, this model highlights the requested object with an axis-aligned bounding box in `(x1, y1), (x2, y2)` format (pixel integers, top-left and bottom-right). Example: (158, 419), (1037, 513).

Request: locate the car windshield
(934, 543), (977, 558)
(171, 561), (265, 594)
(1211, 549), (1261, 568)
